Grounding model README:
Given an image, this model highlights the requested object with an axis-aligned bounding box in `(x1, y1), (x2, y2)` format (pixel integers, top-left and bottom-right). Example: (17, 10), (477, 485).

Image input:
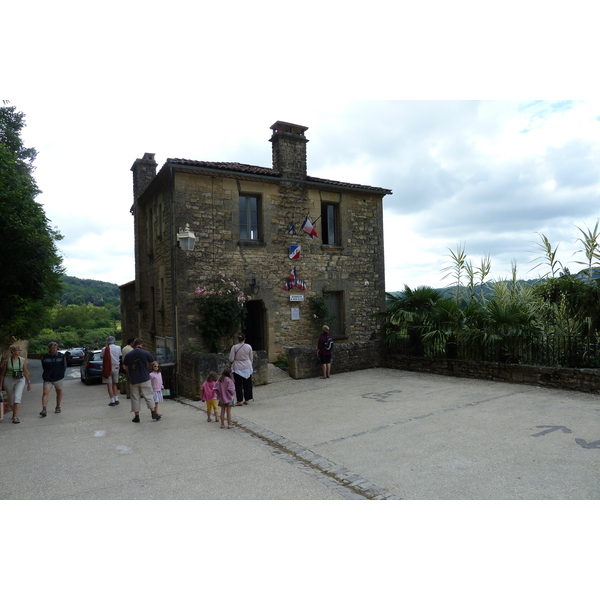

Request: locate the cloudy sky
(3, 2), (599, 294)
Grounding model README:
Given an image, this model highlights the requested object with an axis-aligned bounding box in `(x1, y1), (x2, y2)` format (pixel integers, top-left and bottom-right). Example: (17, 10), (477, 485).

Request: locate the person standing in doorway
(122, 338), (161, 423)
(101, 336), (122, 407)
(0, 344), (31, 424)
(229, 333), (253, 406)
(317, 325), (333, 379)
(40, 342), (67, 416)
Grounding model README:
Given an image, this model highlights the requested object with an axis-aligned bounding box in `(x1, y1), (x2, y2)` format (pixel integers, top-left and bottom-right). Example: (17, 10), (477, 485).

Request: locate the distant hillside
(389, 269), (600, 298)
(59, 275), (120, 308)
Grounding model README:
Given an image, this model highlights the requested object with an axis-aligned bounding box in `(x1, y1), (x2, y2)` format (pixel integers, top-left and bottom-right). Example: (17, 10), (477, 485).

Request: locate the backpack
(325, 336), (334, 351)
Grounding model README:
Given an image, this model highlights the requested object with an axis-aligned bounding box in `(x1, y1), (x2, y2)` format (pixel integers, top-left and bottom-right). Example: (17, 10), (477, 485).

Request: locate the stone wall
(382, 354), (600, 395)
(167, 170), (386, 362)
(285, 341), (380, 379)
(119, 281), (138, 343)
(177, 349), (269, 400)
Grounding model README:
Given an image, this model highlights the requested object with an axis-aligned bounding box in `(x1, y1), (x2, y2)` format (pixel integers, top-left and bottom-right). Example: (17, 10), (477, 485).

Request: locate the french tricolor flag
(302, 216), (318, 238)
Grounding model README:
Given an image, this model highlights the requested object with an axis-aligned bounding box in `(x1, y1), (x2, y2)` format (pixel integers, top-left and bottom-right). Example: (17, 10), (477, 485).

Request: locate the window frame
(323, 290), (345, 336)
(239, 194), (262, 242)
(321, 202), (340, 246)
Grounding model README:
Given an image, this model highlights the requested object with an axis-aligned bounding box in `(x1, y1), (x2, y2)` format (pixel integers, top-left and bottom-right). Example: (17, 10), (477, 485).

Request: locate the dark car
(65, 347), (86, 366)
(80, 350), (103, 385)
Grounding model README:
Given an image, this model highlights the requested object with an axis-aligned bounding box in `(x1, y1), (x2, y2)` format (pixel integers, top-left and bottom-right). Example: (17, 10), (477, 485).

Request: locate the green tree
(376, 286), (447, 354)
(0, 102), (64, 344)
(52, 304), (114, 331)
(195, 276), (247, 352)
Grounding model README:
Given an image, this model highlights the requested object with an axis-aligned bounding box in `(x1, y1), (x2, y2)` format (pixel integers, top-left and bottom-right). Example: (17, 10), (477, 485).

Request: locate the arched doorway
(245, 300), (266, 351)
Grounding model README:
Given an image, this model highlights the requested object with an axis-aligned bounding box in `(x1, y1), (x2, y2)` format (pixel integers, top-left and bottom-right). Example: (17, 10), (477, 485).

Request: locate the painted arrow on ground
(531, 426), (572, 437)
(575, 438), (600, 449)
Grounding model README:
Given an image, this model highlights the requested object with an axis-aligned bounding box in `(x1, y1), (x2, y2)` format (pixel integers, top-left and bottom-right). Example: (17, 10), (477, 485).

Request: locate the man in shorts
(41, 342), (67, 417)
(122, 338), (161, 423)
(101, 336), (122, 406)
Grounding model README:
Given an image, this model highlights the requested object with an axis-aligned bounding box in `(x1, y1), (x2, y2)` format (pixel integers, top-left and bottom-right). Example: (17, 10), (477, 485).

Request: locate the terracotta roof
(166, 158), (392, 195)
(168, 159), (277, 178)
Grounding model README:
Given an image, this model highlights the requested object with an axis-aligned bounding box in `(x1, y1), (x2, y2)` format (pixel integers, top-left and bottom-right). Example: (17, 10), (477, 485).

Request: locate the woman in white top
(0, 344), (31, 424)
(228, 333), (253, 405)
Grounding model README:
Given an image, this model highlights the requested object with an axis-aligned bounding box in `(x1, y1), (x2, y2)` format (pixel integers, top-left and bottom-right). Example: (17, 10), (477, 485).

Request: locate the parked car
(80, 349), (103, 385)
(65, 347), (86, 366)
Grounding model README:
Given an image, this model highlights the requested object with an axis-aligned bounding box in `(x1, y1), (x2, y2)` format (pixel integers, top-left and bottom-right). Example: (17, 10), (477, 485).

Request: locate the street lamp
(177, 224), (196, 251)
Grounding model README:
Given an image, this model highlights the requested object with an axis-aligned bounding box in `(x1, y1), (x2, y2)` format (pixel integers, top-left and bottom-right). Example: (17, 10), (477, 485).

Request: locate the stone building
(121, 121), (392, 395)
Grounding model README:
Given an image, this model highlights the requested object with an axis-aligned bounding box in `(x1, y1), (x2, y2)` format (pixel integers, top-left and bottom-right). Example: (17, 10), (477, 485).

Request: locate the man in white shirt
(101, 336), (122, 406)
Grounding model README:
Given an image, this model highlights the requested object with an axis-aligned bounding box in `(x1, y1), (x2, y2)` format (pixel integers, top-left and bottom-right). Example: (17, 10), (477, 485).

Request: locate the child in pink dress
(215, 367), (235, 429)
(149, 364), (164, 417)
(201, 371), (219, 422)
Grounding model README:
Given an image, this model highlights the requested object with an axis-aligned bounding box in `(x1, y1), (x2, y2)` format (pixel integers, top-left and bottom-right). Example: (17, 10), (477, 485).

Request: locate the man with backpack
(317, 325), (334, 379)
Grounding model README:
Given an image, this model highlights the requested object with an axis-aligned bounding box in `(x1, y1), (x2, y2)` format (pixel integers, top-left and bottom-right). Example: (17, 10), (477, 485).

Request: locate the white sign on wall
(289, 295), (305, 302)
(291, 307), (300, 320)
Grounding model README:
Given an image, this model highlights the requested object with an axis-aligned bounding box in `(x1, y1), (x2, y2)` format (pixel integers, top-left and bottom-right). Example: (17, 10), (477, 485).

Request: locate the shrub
(195, 276), (247, 352)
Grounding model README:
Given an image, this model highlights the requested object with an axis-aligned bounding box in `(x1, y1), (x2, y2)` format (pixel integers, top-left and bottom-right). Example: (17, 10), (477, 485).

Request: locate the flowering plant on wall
(310, 294), (331, 335)
(195, 275), (247, 353)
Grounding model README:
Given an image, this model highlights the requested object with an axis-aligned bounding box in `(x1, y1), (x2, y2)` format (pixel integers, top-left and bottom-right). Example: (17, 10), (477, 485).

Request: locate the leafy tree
(376, 286), (447, 354)
(0, 102), (64, 344)
(58, 274), (120, 306)
(195, 276), (247, 352)
(52, 304), (114, 331)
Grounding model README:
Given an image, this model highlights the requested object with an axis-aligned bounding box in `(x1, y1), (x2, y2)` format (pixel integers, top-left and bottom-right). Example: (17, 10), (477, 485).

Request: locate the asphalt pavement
(2, 366), (599, 499)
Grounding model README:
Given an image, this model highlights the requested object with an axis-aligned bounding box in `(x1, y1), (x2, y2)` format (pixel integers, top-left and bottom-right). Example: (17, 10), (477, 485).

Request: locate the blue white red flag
(302, 217), (318, 238)
(284, 266), (296, 290)
(289, 245), (301, 260)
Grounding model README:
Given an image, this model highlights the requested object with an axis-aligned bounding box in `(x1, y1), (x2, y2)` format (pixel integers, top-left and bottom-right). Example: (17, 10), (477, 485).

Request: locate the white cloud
(3, 5), (600, 291)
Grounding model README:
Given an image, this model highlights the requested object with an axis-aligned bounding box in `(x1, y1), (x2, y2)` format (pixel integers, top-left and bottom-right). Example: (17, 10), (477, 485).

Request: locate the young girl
(201, 371), (219, 422)
(149, 364), (165, 417)
(215, 367), (235, 429)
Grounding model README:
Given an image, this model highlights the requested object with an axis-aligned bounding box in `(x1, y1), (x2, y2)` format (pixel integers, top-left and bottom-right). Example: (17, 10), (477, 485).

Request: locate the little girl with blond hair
(201, 371), (219, 422)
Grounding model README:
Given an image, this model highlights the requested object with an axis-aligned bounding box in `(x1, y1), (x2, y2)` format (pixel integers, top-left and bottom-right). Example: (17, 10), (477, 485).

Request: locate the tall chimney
(270, 121), (308, 180)
(131, 152), (157, 201)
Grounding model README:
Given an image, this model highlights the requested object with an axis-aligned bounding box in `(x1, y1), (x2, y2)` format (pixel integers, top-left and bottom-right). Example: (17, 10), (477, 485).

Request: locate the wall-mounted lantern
(177, 224), (196, 251)
(250, 277), (260, 295)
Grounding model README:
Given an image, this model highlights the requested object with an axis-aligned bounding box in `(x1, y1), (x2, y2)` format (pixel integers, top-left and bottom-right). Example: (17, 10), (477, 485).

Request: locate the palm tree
(378, 286), (445, 355)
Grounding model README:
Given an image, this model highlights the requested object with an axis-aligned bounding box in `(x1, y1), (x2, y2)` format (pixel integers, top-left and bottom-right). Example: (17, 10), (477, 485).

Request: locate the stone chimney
(131, 152), (157, 201)
(270, 121), (308, 180)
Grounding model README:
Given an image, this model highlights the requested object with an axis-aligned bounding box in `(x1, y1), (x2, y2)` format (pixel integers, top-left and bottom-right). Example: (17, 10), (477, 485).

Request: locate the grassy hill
(59, 275), (120, 307)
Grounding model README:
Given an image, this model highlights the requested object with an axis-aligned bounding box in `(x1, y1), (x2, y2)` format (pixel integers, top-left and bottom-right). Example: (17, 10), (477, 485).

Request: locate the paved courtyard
(2, 367), (599, 499)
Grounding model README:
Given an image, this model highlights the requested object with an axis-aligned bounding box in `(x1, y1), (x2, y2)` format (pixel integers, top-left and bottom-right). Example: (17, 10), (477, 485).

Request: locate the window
(239, 195), (260, 241)
(155, 336), (175, 364)
(324, 291), (344, 336)
(321, 203), (339, 245)
(146, 205), (155, 257)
